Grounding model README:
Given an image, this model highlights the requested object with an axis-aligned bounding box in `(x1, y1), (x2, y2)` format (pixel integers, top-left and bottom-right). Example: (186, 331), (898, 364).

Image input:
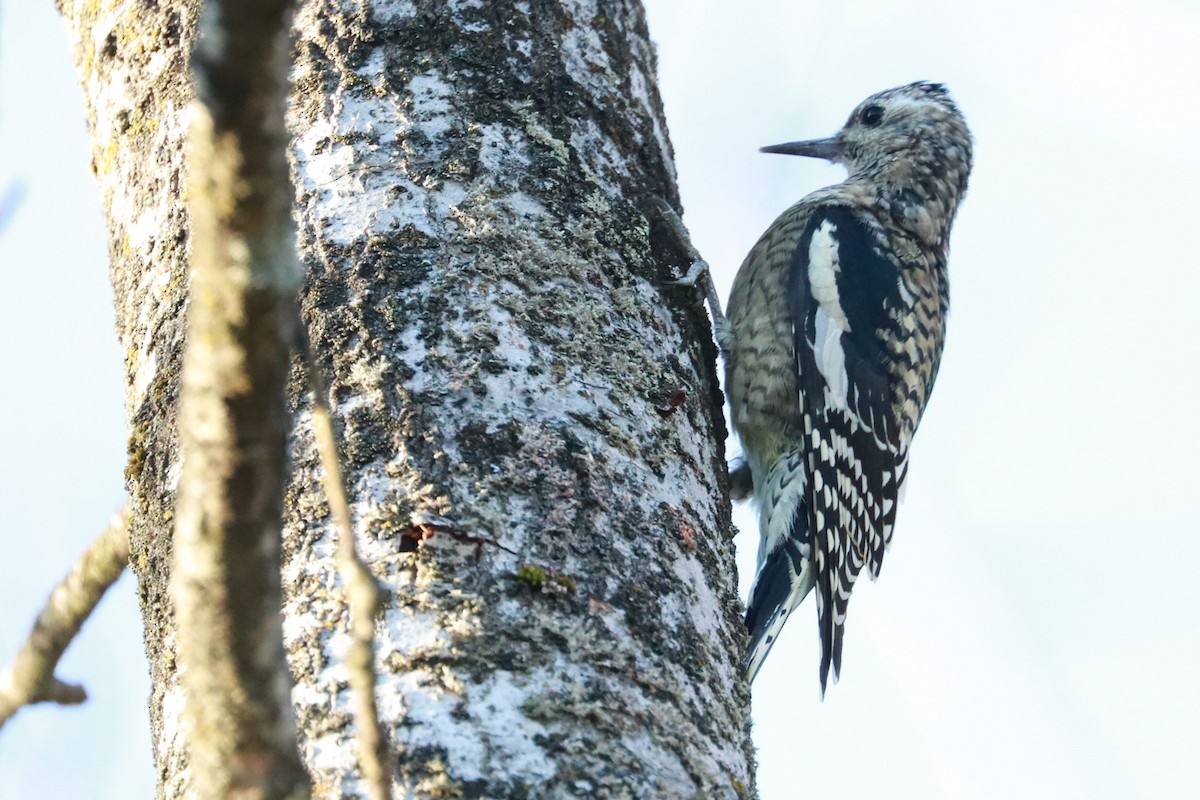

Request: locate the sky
(3, 0), (1200, 798)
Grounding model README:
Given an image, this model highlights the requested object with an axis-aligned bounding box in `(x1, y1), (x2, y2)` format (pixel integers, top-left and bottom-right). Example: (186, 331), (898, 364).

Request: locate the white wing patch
(807, 219), (850, 410)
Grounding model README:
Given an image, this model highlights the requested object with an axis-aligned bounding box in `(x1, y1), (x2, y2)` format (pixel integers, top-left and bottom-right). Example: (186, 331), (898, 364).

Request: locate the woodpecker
(722, 82), (973, 691)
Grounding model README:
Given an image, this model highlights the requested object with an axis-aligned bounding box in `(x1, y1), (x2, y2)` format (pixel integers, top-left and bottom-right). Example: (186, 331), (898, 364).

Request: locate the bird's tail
(744, 536), (815, 684)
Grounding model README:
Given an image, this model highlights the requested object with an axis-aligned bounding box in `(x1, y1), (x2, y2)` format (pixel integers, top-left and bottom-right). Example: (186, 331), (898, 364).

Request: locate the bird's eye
(861, 105), (885, 127)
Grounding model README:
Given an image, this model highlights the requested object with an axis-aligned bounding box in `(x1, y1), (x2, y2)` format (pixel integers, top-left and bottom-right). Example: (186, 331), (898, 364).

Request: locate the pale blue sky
(0, 3), (144, 798)
(3, 1), (1199, 798)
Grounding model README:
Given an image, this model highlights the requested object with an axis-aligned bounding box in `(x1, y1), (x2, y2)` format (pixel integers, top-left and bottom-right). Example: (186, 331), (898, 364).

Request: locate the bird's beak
(759, 137), (841, 161)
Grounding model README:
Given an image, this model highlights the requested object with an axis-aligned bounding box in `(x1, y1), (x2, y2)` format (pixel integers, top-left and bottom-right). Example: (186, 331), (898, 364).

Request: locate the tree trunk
(57, 0), (754, 796)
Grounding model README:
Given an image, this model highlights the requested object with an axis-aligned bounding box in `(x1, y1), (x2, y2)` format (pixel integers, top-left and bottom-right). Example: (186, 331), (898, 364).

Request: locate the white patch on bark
(407, 73), (455, 139)
(477, 123), (531, 172)
(131, 343), (158, 405)
(627, 61), (675, 182)
(156, 677), (189, 800)
(293, 70), (479, 247)
(671, 553), (721, 638)
(559, 0), (615, 100)
(368, 0), (418, 23)
(307, 732), (360, 785)
(374, 669), (560, 785)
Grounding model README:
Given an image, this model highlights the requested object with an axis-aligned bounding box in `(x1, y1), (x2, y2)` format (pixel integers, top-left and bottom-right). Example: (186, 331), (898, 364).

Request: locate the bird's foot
(728, 459), (753, 501)
(648, 197), (726, 325)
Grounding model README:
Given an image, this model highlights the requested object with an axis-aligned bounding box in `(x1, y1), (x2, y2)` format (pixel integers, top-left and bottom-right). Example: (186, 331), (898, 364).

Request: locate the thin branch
(0, 505), (131, 730)
(303, 341), (393, 800)
(169, 1), (309, 797)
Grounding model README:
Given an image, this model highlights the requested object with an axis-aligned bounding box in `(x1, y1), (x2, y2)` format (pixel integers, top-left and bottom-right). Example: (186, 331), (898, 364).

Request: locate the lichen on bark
(57, 0), (755, 797)
(56, 1), (200, 794)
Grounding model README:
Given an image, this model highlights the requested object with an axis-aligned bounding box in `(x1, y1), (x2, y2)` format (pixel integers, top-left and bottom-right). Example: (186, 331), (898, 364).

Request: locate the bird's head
(762, 82), (973, 220)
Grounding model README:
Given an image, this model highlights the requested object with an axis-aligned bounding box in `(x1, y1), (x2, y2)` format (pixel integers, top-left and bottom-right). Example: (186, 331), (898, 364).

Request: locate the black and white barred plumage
(721, 82), (973, 691)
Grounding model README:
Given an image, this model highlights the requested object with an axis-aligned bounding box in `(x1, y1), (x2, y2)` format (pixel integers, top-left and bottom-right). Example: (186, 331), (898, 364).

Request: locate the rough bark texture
(55, 1), (199, 794)
(57, 0), (754, 797)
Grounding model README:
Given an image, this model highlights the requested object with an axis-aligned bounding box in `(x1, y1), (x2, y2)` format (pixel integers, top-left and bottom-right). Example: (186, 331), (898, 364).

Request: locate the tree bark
(57, 0), (754, 796)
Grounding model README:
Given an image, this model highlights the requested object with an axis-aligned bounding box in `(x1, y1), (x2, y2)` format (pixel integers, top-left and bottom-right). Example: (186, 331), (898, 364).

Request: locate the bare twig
(0, 505), (131, 730)
(303, 343), (393, 800)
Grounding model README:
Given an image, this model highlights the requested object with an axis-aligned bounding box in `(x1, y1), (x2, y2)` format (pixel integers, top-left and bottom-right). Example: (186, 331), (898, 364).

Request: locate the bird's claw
(663, 257), (711, 289)
(649, 197), (725, 324)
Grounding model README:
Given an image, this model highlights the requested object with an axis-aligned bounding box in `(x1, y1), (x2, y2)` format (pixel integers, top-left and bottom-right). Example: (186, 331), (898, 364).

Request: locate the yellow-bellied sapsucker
(724, 82), (973, 691)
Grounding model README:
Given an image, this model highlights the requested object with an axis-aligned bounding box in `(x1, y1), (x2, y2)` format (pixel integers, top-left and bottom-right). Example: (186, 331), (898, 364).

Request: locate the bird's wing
(724, 202), (814, 436)
(788, 205), (908, 691)
(732, 203), (824, 684)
